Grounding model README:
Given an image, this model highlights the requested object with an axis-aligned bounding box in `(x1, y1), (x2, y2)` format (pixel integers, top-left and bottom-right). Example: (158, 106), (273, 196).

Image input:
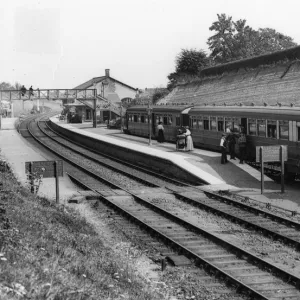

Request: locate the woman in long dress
(157, 122), (165, 143)
(184, 126), (194, 151)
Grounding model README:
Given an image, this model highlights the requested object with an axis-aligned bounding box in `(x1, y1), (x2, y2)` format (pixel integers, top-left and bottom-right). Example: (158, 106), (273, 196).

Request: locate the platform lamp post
(120, 103), (123, 132)
(147, 98), (152, 146)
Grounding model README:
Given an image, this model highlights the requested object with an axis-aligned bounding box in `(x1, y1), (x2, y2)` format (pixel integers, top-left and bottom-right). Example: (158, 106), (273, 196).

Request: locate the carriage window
(225, 121), (233, 131)
(267, 120), (276, 138)
(163, 116), (168, 125)
(257, 120), (266, 137)
(198, 118), (203, 129)
(233, 122), (240, 133)
(175, 116), (180, 126)
(133, 115), (138, 122)
(145, 115), (148, 123)
(138, 115), (141, 122)
(217, 118), (224, 131)
(210, 117), (217, 131)
(248, 119), (256, 135)
(192, 117), (197, 129)
(141, 115), (145, 123)
(279, 121), (289, 140)
(168, 115), (173, 125)
(204, 120), (209, 130)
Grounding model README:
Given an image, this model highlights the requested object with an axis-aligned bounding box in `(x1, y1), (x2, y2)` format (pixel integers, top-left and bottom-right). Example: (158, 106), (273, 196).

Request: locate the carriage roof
(189, 105), (300, 121)
(126, 105), (193, 113)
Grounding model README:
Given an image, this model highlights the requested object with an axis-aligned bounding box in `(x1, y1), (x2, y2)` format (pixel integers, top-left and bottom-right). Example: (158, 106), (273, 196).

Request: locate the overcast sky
(0, 0), (299, 91)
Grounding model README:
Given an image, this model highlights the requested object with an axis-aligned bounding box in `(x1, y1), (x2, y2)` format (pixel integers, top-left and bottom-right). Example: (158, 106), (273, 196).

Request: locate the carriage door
(241, 118), (247, 134)
(182, 114), (190, 127)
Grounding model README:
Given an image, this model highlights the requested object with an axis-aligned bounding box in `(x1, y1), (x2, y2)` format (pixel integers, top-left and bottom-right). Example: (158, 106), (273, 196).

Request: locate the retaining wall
(159, 62), (300, 106)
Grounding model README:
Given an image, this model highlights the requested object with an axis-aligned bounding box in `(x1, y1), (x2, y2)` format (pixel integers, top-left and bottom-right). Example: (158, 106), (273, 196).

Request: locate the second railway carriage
(189, 105), (300, 178)
(125, 105), (193, 141)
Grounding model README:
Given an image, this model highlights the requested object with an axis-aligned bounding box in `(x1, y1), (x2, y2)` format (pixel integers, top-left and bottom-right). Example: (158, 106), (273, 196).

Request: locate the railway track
(40, 117), (300, 251)
(67, 173), (300, 300)
(19, 114), (300, 299)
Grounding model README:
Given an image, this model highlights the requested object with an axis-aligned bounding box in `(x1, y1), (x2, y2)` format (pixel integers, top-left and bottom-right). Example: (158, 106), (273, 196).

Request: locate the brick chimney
(105, 69), (110, 77)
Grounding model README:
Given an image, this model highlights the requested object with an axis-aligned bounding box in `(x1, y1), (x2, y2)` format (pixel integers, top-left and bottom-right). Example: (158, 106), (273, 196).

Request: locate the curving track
(19, 113), (300, 300)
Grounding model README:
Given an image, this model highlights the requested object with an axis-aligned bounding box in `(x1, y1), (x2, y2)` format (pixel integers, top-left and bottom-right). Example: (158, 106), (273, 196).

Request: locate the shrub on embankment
(0, 160), (159, 300)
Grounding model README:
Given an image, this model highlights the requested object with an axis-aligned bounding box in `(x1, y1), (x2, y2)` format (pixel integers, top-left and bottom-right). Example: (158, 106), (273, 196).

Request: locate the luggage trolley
(176, 133), (187, 151)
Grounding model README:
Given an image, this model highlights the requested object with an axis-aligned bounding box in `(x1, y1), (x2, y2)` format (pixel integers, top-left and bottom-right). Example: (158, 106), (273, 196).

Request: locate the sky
(0, 0), (300, 91)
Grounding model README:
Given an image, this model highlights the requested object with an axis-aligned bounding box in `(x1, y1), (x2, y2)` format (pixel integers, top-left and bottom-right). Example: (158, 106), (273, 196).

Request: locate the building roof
(74, 76), (138, 91)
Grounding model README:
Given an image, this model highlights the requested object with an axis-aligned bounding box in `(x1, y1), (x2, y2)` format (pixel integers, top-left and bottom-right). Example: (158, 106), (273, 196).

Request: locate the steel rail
(65, 172), (269, 300)
(36, 120), (159, 188)
(61, 171), (300, 292)
(22, 115), (300, 299)
(42, 116), (300, 247)
(24, 118), (125, 190)
(166, 187), (300, 251)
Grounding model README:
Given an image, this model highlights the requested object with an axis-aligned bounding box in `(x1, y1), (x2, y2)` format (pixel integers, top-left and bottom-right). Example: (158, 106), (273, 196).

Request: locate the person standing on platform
(238, 132), (247, 164)
(157, 122), (165, 143)
(184, 126), (194, 151)
(228, 133), (236, 160)
(220, 133), (228, 164)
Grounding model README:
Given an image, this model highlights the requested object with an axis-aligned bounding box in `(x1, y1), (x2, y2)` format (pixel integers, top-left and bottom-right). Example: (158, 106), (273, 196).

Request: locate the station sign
(25, 160), (63, 178)
(256, 145), (287, 162)
(25, 160), (63, 204)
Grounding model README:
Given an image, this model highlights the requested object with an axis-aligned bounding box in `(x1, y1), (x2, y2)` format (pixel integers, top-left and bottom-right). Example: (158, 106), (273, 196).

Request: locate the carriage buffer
(256, 146), (288, 194)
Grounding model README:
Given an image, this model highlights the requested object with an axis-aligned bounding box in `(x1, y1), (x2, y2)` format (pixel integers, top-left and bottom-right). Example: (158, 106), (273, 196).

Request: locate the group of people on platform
(156, 122), (247, 162)
(157, 122), (194, 151)
(220, 126), (247, 165)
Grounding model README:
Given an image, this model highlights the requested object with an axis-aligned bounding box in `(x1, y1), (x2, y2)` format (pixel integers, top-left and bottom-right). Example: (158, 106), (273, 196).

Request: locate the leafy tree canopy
(167, 49), (208, 90)
(0, 82), (23, 90)
(207, 13), (297, 64)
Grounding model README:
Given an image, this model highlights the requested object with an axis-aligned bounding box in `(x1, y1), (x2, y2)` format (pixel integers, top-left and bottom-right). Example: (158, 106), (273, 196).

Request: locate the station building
(68, 69), (138, 123)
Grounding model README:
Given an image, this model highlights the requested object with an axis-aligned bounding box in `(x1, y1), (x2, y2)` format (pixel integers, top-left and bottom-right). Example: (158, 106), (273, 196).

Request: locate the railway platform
(55, 120), (300, 213)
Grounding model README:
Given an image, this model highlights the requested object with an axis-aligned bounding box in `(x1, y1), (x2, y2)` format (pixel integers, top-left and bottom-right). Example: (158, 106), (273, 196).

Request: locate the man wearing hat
(220, 133), (228, 164)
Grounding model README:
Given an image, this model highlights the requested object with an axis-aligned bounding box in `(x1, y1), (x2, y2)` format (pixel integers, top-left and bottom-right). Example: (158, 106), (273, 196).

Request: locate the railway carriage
(125, 104), (300, 179)
(125, 105), (193, 142)
(188, 105), (300, 178)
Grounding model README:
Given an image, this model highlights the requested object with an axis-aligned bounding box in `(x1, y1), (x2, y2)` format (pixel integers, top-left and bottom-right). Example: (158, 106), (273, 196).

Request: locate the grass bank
(0, 160), (161, 300)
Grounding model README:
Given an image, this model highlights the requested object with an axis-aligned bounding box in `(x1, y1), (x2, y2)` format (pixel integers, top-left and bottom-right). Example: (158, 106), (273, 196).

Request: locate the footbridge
(0, 89), (122, 128)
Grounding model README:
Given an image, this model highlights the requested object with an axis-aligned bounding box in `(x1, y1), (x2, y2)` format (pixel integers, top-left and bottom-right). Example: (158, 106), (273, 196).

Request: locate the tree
(255, 28), (297, 54)
(207, 14), (236, 64)
(167, 49), (208, 90)
(0, 82), (13, 90)
(207, 14), (297, 64)
(0, 81), (23, 90)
